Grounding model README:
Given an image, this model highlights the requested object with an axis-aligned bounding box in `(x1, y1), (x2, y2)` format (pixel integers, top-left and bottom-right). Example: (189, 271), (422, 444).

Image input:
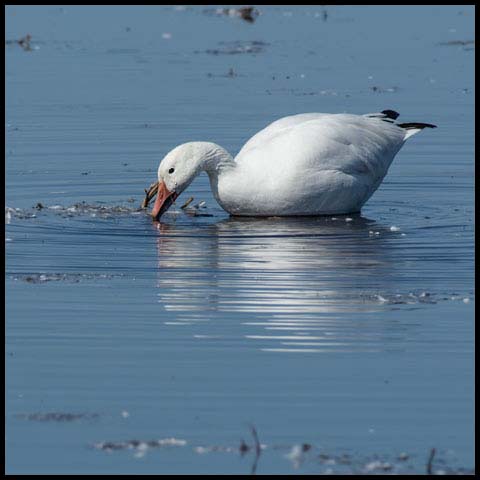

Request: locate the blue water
(5, 5), (475, 474)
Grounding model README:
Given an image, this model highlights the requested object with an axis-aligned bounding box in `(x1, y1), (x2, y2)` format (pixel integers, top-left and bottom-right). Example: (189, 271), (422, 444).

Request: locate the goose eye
(168, 167), (175, 174)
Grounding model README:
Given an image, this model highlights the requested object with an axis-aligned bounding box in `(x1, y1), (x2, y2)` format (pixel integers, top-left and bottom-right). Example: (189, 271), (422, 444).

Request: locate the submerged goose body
(151, 110), (436, 219)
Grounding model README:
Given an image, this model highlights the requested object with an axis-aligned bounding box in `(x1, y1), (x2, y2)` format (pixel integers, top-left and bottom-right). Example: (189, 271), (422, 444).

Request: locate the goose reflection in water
(153, 215), (407, 353)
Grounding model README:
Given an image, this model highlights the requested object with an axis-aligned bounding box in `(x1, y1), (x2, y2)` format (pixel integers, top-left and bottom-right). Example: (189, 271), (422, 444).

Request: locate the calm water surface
(5, 5), (474, 474)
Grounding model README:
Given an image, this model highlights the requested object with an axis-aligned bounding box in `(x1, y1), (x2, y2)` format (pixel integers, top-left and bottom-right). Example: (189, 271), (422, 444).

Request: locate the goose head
(151, 141), (235, 220)
(151, 143), (203, 220)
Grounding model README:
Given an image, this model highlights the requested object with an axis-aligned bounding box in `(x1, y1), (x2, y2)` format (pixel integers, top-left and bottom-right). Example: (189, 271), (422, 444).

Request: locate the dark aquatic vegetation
(203, 6), (260, 24)
(371, 85), (400, 93)
(206, 68), (241, 78)
(5, 34), (32, 51)
(91, 431), (473, 475)
(93, 438), (187, 453)
(438, 39), (474, 46)
(8, 202), (145, 218)
(10, 273), (125, 284)
(364, 291), (440, 305)
(16, 412), (100, 422)
(198, 40), (269, 55)
(5, 206), (37, 220)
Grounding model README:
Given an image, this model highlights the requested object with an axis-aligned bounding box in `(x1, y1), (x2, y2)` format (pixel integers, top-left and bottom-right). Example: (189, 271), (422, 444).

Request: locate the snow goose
(150, 110), (436, 219)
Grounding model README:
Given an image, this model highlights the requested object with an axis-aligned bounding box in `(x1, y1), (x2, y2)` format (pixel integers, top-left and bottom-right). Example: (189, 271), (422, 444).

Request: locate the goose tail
(364, 109), (437, 139)
(398, 122), (437, 140)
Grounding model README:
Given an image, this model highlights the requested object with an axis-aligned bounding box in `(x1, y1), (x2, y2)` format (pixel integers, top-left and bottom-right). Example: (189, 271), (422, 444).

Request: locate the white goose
(150, 110), (435, 219)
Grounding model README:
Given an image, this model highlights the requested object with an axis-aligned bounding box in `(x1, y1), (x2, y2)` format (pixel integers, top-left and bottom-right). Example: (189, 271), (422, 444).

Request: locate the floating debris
(198, 40), (268, 55)
(10, 273), (125, 284)
(55, 203), (144, 218)
(16, 412), (99, 422)
(291, 88), (339, 97)
(204, 6), (260, 23)
(207, 68), (241, 78)
(7, 196), (213, 221)
(90, 429), (473, 475)
(438, 39), (474, 46)
(5, 34), (33, 51)
(142, 181), (159, 209)
(367, 291), (438, 305)
(14, 202), (142, 219)
(367, 291), (473, 306)
(182, 210), (213, 218)
(194, 444), (238, 454)
(363, 460), (393, 473)
(93, 438), (187, 455)
(371, 86), (400, 93)
(227, 67), (237, 77)
(180, 197), (194, 209)
(5, 206), (37, 220)
(286, 444), (307, 469)
(182, 199), (213, 217)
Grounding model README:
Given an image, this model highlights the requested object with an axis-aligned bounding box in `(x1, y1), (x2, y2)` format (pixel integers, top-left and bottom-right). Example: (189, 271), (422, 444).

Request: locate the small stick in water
(180, 197), (194, 209)
(426, 447), (436, 475)
(249, 425), (262, 475)
(141, 181), (159, 209)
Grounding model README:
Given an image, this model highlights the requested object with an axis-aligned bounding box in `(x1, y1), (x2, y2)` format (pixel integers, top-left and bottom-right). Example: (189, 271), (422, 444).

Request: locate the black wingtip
(381, 109), (400, 120)
(397, 122), (437, 129)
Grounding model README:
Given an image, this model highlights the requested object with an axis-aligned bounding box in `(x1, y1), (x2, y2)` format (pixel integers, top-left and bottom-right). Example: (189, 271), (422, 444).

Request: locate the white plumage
(151, 111), (435, 219)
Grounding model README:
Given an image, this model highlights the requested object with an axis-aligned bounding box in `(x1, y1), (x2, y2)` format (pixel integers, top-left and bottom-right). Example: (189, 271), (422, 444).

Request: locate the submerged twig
(141, 181), (159, 209)
(250, 425), (262, 475)
(426, 448), (436, 475)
